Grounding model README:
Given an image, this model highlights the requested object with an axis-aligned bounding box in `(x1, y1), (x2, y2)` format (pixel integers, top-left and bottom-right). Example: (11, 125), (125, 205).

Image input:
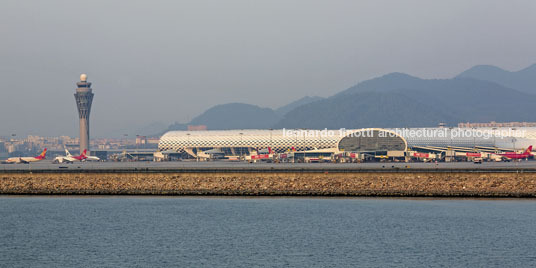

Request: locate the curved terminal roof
(159, 129), (341, 153)
(159, 127), (536, 153)
(338, 129), (407, 152)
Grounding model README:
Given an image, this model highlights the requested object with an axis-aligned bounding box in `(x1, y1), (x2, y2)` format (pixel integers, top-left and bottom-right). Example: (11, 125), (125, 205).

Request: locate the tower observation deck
(74, 74), (94, 154)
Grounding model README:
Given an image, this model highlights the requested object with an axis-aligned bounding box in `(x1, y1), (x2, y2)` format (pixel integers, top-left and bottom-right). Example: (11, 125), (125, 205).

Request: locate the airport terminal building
(159, 129), (407, 156)
(159, 128), (536, 158)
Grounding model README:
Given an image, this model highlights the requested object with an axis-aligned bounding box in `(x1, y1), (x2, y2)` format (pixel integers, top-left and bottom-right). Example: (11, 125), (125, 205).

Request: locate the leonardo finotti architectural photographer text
(282, 128), (526, 139)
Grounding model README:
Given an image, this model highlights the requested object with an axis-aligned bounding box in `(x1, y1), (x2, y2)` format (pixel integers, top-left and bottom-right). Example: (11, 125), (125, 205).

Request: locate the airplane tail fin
(65, 149), (72, 156)
(524, 146), (532, 155)
(37, 148), (47, 159)
(82, 149), (87, 156)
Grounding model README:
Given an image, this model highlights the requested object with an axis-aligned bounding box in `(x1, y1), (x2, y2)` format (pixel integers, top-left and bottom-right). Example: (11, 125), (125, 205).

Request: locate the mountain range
(165, 63), (536, 133)
(457, 64), (536, 94)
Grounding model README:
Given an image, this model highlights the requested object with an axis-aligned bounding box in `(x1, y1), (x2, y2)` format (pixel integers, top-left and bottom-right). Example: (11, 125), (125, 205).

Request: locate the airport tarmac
(1, 160), (536, 172)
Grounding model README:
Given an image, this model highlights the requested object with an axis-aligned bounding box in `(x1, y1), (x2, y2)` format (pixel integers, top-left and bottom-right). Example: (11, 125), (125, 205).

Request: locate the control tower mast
(74, 74), (94, 154)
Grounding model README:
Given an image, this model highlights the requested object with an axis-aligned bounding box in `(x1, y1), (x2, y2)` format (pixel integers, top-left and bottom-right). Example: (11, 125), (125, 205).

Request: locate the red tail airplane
(497, 146), (532, 160)
(249, 147), (274, 160)
(81, 150), (100, 161)
(4, 148), (47, 164)
(73, 149), (88, 161)
(53, 149), (87, 164)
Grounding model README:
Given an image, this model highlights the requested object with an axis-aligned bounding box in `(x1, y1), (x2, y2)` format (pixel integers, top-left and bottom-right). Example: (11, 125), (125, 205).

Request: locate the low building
(458, 121), (536, 128)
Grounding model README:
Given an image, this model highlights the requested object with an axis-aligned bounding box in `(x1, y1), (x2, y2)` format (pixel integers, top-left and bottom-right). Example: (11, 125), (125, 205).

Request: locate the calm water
(1, 197), (535, 267)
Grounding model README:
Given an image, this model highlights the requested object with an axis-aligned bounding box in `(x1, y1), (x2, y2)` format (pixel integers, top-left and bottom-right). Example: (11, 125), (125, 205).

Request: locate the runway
(2, 160), (536, 173)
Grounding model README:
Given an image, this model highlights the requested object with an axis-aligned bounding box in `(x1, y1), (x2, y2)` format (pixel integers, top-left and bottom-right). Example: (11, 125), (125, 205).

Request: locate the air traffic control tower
(74, 74), (94, 154)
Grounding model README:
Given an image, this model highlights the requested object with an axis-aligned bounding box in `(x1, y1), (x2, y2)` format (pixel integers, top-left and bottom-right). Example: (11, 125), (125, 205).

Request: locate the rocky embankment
(1, 172), (536, 197)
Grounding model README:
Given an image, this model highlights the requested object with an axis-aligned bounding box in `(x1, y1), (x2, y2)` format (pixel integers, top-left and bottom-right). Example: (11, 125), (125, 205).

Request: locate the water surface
(1, 197), (535, 267)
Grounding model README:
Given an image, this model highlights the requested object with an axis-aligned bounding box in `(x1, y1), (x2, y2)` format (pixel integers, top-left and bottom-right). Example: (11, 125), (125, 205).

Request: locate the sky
(1, 0), (536, 137)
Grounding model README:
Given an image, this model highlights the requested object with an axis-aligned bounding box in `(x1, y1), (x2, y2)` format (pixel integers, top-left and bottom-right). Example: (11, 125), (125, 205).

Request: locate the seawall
(2, 171), (536, 197)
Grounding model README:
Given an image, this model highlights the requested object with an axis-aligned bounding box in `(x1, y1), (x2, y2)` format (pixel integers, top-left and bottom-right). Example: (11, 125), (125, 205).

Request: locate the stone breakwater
(1, 172), (536, 197)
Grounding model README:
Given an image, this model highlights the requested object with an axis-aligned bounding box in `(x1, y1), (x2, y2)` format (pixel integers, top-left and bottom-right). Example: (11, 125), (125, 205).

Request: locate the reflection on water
(1, 197), (535, 267)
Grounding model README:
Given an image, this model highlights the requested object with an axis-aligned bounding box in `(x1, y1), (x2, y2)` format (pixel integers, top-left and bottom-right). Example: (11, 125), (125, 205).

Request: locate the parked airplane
(82, 150), (100, 161)
(257, 147), (273, 155)
(3, 149), (47, 164)
(496, 146), (532, 160)
(197, 148), (226, 159)
(247, 147), (274, 161)
(53, 149), (87, 163)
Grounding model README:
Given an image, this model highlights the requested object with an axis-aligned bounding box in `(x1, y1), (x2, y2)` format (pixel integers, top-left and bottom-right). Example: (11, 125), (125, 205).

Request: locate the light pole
(303, 130), (307, 161)
(472, 127), (476, 151)
(448, 127), (453, 147)
(239, 132), (244, 160)
(512, 128), (517, 152)
(512, 137), (517, 152)
(269, 128), (273, 149)
(492, 127), (497, 151)
(187, 133), (198, 161)
(186, 133), (191, 160)
(295, 130), (298, 163)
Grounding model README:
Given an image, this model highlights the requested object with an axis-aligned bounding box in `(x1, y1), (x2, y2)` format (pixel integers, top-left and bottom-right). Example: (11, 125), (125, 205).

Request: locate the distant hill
(333, 72), (423, 96)
(164, 66), (536, 132)
(164, 97), (324, 132)
(457, 64), (536, 94)
(275, 91), (456, 129)
(134, 122), (169, 137)
(275, 96), (324, 116)
(166, 122), (189, 132)
(276, 73), (536, 129)
(187, 103), (282, 130)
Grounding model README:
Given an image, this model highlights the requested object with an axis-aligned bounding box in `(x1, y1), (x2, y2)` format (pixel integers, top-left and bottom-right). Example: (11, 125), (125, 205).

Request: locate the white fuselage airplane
(53, 149), (86, 164)
(54, 149), (100, 163)
(4, 149), (47, 164)
(84, 154), (100, 161)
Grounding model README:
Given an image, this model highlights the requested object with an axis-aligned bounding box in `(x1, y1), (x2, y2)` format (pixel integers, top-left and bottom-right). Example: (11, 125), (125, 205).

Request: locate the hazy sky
(1, 0), (535, 137)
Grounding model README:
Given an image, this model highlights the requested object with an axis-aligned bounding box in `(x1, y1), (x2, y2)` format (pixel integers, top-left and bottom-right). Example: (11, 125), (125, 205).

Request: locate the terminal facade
(158, 128), (536, 162)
